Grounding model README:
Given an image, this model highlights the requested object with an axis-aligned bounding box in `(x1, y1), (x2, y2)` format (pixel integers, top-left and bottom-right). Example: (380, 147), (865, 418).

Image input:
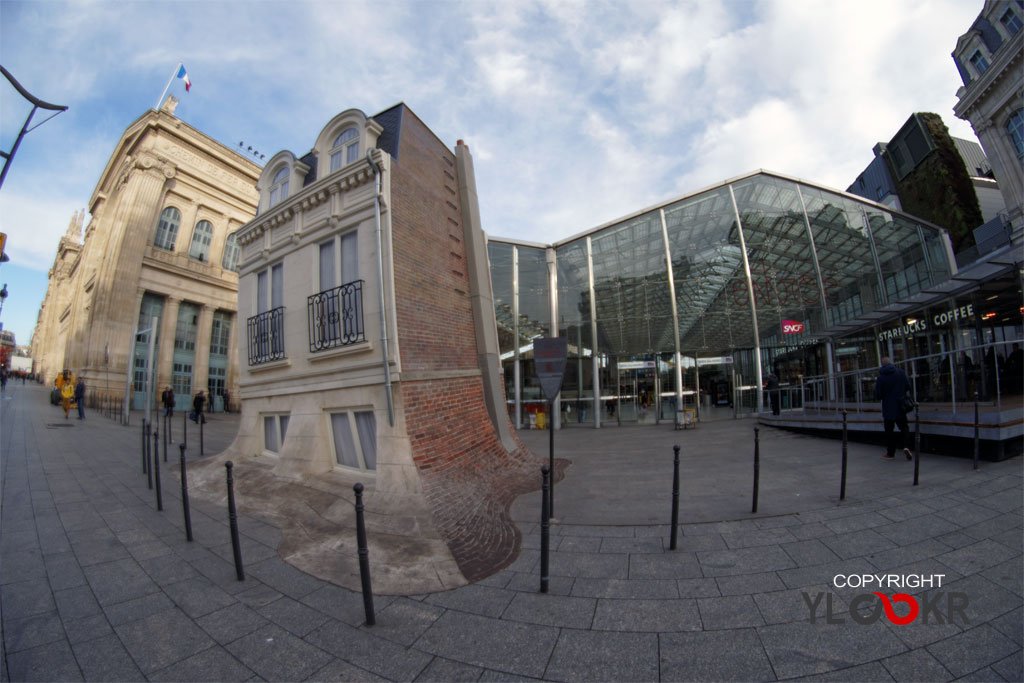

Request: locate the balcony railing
(308, 280), (366, 352)
(247, 307), (286, 365)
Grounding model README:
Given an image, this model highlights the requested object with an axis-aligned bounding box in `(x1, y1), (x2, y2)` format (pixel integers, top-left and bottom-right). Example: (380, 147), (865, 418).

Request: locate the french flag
(176, 64), (192, 92)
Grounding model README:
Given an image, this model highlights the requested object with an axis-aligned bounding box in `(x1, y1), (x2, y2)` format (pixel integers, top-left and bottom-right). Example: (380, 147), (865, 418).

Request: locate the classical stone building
(31, 97), (259, 411)
(214, 104), (542, 590)
(952, 0), (1024, 244)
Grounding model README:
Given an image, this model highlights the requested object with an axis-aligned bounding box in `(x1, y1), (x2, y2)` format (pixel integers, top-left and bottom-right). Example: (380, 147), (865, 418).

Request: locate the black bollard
(540, 466), (550, 594)
(225, 462), (245, 581)
(152, 426), (163, 511)
(141, 419), (148, 475)
(163, 418), (168, 463)
(548, 398), (555, 518)
(179, 444), (193, 542)
(973, 392), (980, 471)
(751, 427), (760, 514)
(200, 417), (205, 456)
(165, 411), (172, 445)
(670, 445), (680, 550)
(913, 404), (921, 486)
(353, 483), (376, 626)
(146, 422), (153, 489)
(840, 410), (848, 502)
(183, 410), (188, 450)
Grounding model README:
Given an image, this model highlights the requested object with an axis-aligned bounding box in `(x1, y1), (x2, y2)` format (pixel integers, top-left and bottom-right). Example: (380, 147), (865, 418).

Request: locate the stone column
(225, 311), (239, 411)
(156, 297), (181, 393)
(193, 304), (214, 397)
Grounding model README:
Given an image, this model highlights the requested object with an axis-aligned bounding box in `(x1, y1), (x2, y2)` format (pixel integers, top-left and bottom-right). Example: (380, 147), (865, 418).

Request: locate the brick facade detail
(388, 108), (560, 581)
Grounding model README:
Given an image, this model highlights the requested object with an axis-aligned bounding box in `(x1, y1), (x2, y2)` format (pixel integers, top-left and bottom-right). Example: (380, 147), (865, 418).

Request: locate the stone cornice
(237, 148), (384, 247)
(954, 31), (1023, 118)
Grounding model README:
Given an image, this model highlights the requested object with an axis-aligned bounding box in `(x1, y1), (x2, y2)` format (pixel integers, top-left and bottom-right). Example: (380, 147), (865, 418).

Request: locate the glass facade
(488, 171), (960, 427)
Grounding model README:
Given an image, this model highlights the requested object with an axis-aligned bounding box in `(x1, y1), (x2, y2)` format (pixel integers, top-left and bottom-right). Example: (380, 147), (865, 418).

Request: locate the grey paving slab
(937, 538), (1020, 577)
(501, 592), (596, 629)
(414, 656), (484, 682)
(413, 611), (558, 679)
(598, 536), (665, 554)
(546, 550), (630, 579)
(780, 538), (843, 567)
(62, 614), (114, 646)
(241, 556), (326, 600)
(926, 624), (1021, 679)
(102, 591), (176, 627)
(1, 612), (66, 654)
(299, 583), (395, 627)
(659, 629), (775, 682)
(257, 595), (332, 636)
(82, 557), (158, 606)
(755, 585), (845, 625)
(882, 648), (953, 682)
(715, 571), (787, 596)
(592, 597), (701, 632)
(628, 551), (703, 580)
(722, 526), (800, 549)
(226, 624), (332, 682)
(544, 629), (659, 682)
(990, 607), (1023, 646)
(1, 549), (47, 585)
(357, 597), (445, 647)
(792, 661), (896, 681)
(553, 535), (601, 553)
(697, 594), (765, 630)
(697, 545), (797, 577)
(981, 557), (1024, 598)
(819, 528), (898, 560)
(305, 619), (434, 681)
(114, 607), (217, 674)
(195, 602), (270, 645)
(307, 658), (390, 682)
(163, 576), (237, 618)
(42, 551), (87, 591)
(943, 574), (1022, 627)
(4, 639), (84, 682)
(570, 577), (678, 599)
(991, 649), (1023, 683)
(675, 577), (721, 598)
(71, 632), (146, 681)
(502, 570), (574, 596)
(148, 645), (255, 682)
(424, 584), (516, 618)
(758, 621), (907, 679)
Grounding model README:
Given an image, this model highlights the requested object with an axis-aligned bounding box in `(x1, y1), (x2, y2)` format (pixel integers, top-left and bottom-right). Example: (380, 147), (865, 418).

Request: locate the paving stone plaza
(1, 382), (1021, 681)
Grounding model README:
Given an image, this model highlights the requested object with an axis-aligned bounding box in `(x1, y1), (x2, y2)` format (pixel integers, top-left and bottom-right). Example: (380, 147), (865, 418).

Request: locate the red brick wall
(389, 108), (556, 581)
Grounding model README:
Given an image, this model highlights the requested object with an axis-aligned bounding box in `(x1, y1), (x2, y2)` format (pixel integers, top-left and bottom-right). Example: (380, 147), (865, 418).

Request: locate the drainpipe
(368, 150), (394, 426)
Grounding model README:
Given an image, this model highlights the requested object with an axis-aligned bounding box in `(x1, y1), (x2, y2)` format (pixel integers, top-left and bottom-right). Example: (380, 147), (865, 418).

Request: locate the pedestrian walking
(162, 386), (175, 417)
(873, 357), (913, 460)
(192, 390), (207, 424)
(74, 377), (86, 419)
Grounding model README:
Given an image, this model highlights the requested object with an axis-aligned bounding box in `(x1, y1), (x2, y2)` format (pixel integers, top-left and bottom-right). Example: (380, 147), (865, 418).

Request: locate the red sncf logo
(782, 320), (804, 334)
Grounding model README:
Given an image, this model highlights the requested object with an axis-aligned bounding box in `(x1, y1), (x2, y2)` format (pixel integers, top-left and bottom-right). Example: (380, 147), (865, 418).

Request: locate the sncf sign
(782, 320), (804, 334)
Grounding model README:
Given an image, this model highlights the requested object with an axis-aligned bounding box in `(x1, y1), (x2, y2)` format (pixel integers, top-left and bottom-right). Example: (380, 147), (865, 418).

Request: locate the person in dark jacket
(765, 372), (780, 415)
(192, 390), (207, 424)
(873, 358), (912, 460)
(74, 377), (86, 420)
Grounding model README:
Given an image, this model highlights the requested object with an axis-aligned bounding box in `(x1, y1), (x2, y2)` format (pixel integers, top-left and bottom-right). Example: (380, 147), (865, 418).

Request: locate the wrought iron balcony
(247, 306), (286, 365)
(308, 280), (366, 352)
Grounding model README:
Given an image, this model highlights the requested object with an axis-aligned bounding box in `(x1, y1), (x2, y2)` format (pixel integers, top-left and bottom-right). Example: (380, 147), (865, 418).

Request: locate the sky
(0, 0), (984, 349)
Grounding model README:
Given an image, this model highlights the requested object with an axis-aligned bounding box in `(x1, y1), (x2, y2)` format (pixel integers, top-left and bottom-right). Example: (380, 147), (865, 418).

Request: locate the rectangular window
(133, 355), (147, 392)
(172, 362), (193, 396)
(210, 312), (232, 356)
(329, 410), (377, 471)
(207, 366), (225, 405)
(346, 142), (359, 165)
(249, 263), (285, 365)
(320, 241), (336, 291)
(969, 49), (989, 75)
(330, 151), (342, 172)
(262, 414), (290, 454)
(341, 230), (358, 285)
(272, 263), (284, 309)
(1001, 8), (1022, 35)
(174, 304), (199, 351)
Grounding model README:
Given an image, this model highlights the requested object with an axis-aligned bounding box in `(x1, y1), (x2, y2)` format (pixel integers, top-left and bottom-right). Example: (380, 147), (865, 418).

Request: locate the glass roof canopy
(487, 170), (954, 363)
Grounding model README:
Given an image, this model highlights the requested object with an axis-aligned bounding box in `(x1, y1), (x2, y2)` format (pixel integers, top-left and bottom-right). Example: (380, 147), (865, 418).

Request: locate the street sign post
(534, 337), (567, 517)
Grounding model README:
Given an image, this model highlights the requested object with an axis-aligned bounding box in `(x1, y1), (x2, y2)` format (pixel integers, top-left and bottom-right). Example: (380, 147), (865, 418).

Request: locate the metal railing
(772, 339), (1020, 418)
(247, 307), (286, 365)
(307, 280), (365, 352)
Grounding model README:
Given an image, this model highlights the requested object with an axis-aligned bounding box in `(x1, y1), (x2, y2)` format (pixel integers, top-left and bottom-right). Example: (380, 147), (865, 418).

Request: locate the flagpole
(155, 62), (182, 110)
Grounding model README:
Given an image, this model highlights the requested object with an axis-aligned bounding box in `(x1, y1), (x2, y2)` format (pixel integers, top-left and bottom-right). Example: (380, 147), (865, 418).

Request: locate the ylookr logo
(802, 574), (970, 626)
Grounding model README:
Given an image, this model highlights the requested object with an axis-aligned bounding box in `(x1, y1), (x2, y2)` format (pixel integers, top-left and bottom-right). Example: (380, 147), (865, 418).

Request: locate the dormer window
(1001, 7), (1022, 36)
(269, 167), (289, 207)
(330, 129), (359, 172)
(189, 220), (213, 261)
(969, 49), (989, 75)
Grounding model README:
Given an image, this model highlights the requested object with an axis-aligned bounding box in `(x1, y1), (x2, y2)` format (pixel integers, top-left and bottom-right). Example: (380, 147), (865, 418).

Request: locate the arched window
(189, 220), (213, 261)
(1007, 110), (1024, 160)
(222, 233), (240, 271)
(330, 128), (359, 172)
(154, 207), (181, 250)
(269, 167), (289, 207)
